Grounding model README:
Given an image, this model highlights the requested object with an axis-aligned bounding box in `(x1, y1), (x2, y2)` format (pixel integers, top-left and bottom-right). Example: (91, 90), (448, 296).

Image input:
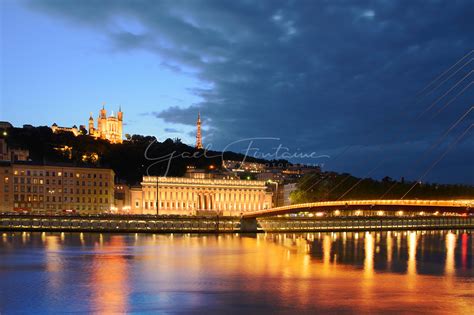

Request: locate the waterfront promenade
(1, 214), (472, 233)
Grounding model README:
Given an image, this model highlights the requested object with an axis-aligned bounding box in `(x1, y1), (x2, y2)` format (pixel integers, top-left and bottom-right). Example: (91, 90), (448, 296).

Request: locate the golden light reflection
(407, 232), (417, 276)
(364, 232), (374, 278)
(386, 232), (393, 267)
(45, 234), (63, 294)
(445, 232), (456, 276)
(91, 236), (129, 314)
(322, 234), (332, 275)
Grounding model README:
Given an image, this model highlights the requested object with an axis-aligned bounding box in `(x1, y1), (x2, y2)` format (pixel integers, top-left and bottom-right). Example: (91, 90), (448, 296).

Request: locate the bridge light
(397, 211), (404, 216)
(316, 212), (324, 217)
(419, 211), (424, 216)
(334, 210), (340, 216)
(355, 210), (361, 216)
(377, 211), (384, 216)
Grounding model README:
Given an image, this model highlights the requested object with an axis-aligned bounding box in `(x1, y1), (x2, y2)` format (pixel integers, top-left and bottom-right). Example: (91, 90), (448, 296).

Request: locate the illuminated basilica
(88, 106), (123, 144)
(51, 105), (123, 144)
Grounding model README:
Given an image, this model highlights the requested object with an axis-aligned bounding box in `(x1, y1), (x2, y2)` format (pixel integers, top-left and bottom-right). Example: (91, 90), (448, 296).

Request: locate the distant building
(257, 164), (321, 183)
(222, 160), (266, 173)
(0, 121), (13, 129)
(256, 170), (285, 182)
(130, 176), (273, 216)
(0, 162), (114, 214)
(51, 124), (80, 136)
(282, 183), (297, 206)
(0, 139), (29, 162)
(51, 105), (123, 144)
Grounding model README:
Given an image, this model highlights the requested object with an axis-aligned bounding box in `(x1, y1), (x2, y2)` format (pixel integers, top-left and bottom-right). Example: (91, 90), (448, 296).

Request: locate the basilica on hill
(51, 105), (123, 144)
(88, 106), (123, 144)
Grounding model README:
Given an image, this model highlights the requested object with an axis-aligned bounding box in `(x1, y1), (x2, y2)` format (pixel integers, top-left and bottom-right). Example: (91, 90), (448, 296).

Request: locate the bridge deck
(243, 199), (474, 218)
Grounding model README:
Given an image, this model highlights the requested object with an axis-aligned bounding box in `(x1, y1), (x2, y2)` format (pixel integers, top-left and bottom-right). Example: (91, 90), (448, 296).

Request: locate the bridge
(243, 199), (474, 218)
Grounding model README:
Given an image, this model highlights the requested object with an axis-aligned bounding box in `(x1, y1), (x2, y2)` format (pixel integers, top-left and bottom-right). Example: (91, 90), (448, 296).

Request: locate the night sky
(1, 1), (473, 184)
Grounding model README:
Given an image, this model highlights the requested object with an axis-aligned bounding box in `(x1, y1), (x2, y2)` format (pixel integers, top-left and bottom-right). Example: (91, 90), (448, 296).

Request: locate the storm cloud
(27, 0), (474, 183)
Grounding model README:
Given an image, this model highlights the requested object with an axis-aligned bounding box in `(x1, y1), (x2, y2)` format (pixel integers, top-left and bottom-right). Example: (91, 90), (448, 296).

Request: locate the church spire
(196, 112), (203, 149)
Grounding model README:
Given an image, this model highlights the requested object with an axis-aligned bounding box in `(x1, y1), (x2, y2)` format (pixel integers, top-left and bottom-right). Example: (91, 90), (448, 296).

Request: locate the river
(0, 230), (472, 314)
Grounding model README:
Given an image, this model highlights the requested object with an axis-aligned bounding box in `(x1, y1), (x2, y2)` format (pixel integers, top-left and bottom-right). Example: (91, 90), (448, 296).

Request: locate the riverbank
(1, 214), (473, 233)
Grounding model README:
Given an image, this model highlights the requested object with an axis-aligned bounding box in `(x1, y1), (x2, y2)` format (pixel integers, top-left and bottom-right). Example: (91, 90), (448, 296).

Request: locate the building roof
(5, 160), (115, 172)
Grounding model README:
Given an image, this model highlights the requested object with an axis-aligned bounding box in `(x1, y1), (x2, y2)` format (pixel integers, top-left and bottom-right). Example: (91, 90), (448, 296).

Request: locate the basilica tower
(98, 105), (107, 139)
(117, 106), (123, 142)
(88, 113), (94, 135)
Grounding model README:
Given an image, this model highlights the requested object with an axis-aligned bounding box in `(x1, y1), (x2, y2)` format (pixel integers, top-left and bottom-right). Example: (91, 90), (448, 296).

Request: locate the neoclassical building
(130, 176), (273, 216)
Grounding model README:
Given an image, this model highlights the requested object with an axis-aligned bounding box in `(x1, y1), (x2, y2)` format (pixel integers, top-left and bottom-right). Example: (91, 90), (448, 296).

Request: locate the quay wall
(0, 215), (472, 233)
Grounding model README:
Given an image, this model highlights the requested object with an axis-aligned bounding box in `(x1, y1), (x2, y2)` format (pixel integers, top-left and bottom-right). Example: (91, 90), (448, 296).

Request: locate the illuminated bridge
(238, 199), (474, 232)
(243, 199), (474, 219)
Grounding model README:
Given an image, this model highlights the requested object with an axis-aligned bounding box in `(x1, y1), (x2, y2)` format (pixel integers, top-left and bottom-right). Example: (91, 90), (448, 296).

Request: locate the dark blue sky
(1, 0), (473, 184)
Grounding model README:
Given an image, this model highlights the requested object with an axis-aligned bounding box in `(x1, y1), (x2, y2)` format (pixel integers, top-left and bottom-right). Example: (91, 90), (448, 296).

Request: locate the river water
(0, 230), (472, 314)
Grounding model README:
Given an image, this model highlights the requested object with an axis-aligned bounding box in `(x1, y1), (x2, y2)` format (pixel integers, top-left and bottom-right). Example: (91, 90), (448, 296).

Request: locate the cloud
(164, 127), (182, 133)
(27, 0), (474, 183)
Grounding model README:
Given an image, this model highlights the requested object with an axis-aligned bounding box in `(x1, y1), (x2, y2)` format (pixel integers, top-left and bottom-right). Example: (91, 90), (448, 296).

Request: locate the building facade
(0, 162), (114, 214)
(131, 176), (273, 216)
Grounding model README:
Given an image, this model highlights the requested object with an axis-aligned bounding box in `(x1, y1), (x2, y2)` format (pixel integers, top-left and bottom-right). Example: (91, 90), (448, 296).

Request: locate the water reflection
(445, 232), (456, 276)
(91, 235), (129, 313)
(0, 230), (472, 314)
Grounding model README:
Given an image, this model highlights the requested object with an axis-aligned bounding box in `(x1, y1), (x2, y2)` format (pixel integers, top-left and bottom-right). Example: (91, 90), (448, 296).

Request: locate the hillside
(3, 126), (280, 184)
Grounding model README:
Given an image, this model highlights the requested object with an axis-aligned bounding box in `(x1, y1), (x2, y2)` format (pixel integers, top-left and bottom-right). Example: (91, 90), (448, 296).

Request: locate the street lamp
(156, 175), (159, 216)
(48, 189), (55, 216)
